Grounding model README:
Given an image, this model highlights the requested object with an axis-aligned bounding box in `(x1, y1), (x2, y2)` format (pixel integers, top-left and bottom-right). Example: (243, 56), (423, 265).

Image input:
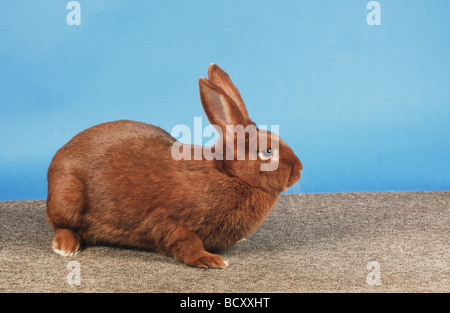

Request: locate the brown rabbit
(46, 64), (302, 269)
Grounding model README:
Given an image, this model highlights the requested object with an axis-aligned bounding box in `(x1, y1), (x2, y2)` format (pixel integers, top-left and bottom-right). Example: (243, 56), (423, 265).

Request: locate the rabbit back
(46, 120), (181, 247)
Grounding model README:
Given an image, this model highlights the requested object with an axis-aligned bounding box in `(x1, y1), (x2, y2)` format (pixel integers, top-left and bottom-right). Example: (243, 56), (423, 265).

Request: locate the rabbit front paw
(51, 228), (82, 256)
(187, 251), (229, 269)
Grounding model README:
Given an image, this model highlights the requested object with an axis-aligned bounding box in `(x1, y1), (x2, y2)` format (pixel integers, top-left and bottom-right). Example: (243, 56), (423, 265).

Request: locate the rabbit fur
(46, 64), (302, 269)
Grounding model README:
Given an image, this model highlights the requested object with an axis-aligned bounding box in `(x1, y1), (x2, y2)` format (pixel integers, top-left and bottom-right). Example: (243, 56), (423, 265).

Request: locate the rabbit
(46, 64), (302, 269)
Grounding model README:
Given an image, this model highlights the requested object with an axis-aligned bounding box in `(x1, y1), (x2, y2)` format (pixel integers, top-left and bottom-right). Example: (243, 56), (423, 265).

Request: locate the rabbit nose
(287, 158), (302, 187)
(293, 155), (303, 174)
(297, 158), (303, 172)
(295, 160), (302, 178)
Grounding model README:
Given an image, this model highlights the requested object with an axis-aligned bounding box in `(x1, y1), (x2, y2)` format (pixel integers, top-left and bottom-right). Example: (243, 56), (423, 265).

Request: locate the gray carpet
(0, 191), (449, 293)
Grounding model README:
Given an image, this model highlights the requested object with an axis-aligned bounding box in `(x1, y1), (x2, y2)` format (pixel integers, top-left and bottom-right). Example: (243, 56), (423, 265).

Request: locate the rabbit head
(199, 64), (302, 196)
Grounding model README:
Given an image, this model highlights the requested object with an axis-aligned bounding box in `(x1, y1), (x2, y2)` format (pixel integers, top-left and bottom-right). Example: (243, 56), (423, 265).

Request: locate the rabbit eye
(258, 148), (273, 161)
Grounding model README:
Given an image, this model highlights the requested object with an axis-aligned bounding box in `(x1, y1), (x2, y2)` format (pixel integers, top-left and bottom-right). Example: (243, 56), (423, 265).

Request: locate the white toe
(53, 248), (69, 256)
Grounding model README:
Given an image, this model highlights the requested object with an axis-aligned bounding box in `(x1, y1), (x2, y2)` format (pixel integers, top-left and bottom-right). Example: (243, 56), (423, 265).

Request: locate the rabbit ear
(199, 77), (248, 132)
(207, 64), (250, 120)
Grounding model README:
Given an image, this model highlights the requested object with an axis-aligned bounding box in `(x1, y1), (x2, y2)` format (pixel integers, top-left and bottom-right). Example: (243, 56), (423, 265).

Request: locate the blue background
(1, 0), (449, 200)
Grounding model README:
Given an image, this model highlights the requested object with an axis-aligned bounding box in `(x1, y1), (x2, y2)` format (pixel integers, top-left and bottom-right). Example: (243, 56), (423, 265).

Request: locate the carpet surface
(0, 191), (449, 293)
